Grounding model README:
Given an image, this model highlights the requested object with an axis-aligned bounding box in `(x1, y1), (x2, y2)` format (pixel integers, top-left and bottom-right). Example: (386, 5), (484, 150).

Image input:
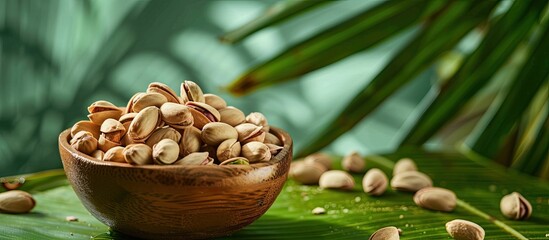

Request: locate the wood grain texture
(58, 127), (292, 240)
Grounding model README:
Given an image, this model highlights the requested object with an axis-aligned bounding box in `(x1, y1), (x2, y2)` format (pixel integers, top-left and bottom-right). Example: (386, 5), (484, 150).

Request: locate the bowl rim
(59, 126), (292, 171)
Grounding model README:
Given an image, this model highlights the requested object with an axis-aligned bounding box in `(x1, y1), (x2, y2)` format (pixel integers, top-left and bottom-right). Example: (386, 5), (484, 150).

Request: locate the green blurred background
(1, 0), (547, 179)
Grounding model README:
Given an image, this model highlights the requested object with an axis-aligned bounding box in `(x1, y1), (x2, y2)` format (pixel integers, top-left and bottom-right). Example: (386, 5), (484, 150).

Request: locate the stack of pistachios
(69, 81), (283, 166)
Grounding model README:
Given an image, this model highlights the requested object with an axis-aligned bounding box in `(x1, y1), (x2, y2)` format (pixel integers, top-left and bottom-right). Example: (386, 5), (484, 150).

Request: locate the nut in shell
(445, 219), (485, 240)
(128, 106), (162, 142)
(235, 123), (265, 144)
(91, 150), (104, 161)
(201, 122), (238, 146)
(100, 119), (126, 143)
(123, 144), (153, 165)
(342, 151), (365, 173)
(0, 190), (36, 214)
(304, 152), (332, 170)
(179, 126), (202, 157)
(413, 187), (456, 212)
(186, 101), (220, 129)
(219, 157), (249, 165)
(147, 82), (180, 103)
(500, 192), (532, 220)
(98, 133), (121, 152)
(87, 100), (123, 125)
(70, 131), (98, 155)
(174, 152), (213, 165)
(390, 171), (432, 192)
(180, 80), (205, 103)
(264, 132), (282, 146)
(362, 168), (388, 196)
(204, 93), (226, 109)
(246, 112), (269, 133)
(241, 141), (271, 163)
(160, 102), (193, 129)
(289, 161), (327, 185)
(131, 92), (167, 113)
(216, 138), (241, 161)
(265, 143), (283, 155)
(393, 158), (417, 176)
(145, 127), (181, 148)
(71, 120), (100, 139)
(219, 107), (246, 127)
(103, 146), (126, 163)
(152, 139), (180, 164)
(319, 170), (355, 190)
(369, 226), (400, 240)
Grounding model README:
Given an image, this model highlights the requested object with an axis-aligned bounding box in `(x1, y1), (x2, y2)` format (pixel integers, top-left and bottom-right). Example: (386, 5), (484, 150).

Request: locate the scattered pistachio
(311, 207), (326, 215)
(390, 171), (432, 192)
(342, 151), (365, 173)
(500, 192), (532, 220)
(0, 190), (36, 214)
(362, 168), (388, 196)
(319, 170), (355, 190)
(369, 226), (400, 240)
(304, 152), (332, 170)
(290, 161), (327, 185)
(65, 216), (79, 222)
(393, 158), (417, 176)
(413, 187), (456, 212)
(445, 219), (485, 240)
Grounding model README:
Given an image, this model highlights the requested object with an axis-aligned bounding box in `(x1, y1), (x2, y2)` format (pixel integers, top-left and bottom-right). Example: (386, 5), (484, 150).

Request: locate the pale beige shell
(362, 168), (388, 196)
(152, 139), (180, 164)
(179, 126), (202, 157)
(127, 106), (162, 142)
(87, 100), (123, 125)
(100, 119), (126, 143)
(174, 152), (213, 165)
(103, 146), (126, 163)
(160, 102), (193, 128)
(235, 123), (265, 144)
(186, 101), (221, 129)
(219, 157), (249, 165)
(204, 93), (227, 110)
(145, 127), (182, 148)
(241, 141), (271, 163)
(414, 187), (457, 212)
(390, 171), (433, 192)
(500, 192), (532, 220)
(264, 132), (282, 146)
(319, 170), (355, 190)
(70, 131), (98, 155)
(265, 143), (283, 155)
(125, 92), (143, 114)
(0, 190), (36, 214)
(98, 133), (121, 152)
(219, 107), (246, 127)
(147, 82), (180, 103)
(342, 151), (365, 173)
(180, 80), (205, 103)
(369, 226), (400, 240)
(123, 144), (153, 165)
(246, 112), (269, 133)
(132, 92), (168, 112)
(289, 161), (327, 185)
(216, 138), (241, 161)
(445, 219), (485, 240)
(71, 120), (100, 140)
(91, 149), (104, 161)
(87, 100), (119, 113)
(304, 152), (332, 170)
(201, 122), (238, 146)
(393, 158), (418, 176)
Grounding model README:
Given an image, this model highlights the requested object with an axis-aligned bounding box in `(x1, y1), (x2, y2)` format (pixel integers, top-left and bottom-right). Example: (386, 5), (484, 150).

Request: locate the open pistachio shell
(319, 170), (355, 190)
(241, 141), (271, 163)
(204, 93), (227, 109)
(179, 126), (202, 157)
(246, 112), (269, 133)
(186, 101), (220, 129)
(128, 106), (162, 142)
(147, 82), (180, 103)
(219, 107), (245, 127)
(132, 92), (168, 112)
(145, 127), (181, 148)
(71, 120), (100, 140)
(216, 138), (241, 161)
(201, 122), (238, 146)
(235, 123), (265, 144)
(103, 146), (126, 163)
(160, 102), (193, 128)
(174, 152), (213, 165)
(180, 80), (205, 103)
(70, 131), (98, 155)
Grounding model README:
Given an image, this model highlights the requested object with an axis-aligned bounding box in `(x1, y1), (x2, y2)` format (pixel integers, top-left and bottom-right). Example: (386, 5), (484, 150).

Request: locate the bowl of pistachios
(58, 81), (292, 239)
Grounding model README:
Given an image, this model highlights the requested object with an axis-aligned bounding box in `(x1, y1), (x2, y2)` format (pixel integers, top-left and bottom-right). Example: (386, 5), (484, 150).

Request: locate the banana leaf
(1, 149), (548, 239)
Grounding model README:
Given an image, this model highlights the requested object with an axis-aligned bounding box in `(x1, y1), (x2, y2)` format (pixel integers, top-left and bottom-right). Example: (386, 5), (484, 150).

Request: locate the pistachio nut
(264, 132), (282, 146)
(204, 93), (227, 109)
(131, 92), (168, 113)
(369, 226), (400, 240)
(241, 141), (271, 163)
(147, 82), (180, 103)
(128, 106), (162, 142)
(145, 127), (181, 148)
(152, 139), (180, 164)
(393, 158), (417, 176)
(125, 92), (143, 114)
(103, 146), (126, 163)
(390, 171), (432, 192)
(179, 126), (202, 157)
(216, 138), (241, 161)
(220, 157), (249, 165)
(445, 219), (485, 240)
(235, 123), (265, 144)
(265, 143), (283, 155)
(123, 144), (153, 165)
(311, 207), (326, 215)
(71, 120), (100, 140)
(98, 133), (121, 152)
(186, 101), (220, 129)
(219, 106), (246, 127)
(119, 112), (137, 126)
(362, 168), (388, 196)
(201, 122), (238, 146)
(174, 152), (213, 165)
(200, 144), (217, 161)
(319, 170), (355, 190)
(87, 100), (123, 125)
(160, 102), (193, 129)
(100, 119), (126, 143)
(500, 192), (532, 220)
(91, 149), (104, 161)
(304, 152), (332, 170)
(289, 159), (304, 179)
(290, 161), (327, 185)
(180, 80), (205, 103)
(246, 112), (269, 133)
(0, 190), (36, 214)
(70, 131), (98, 155)
(342, 151), (365, 173)
(413, 187), (456, 212)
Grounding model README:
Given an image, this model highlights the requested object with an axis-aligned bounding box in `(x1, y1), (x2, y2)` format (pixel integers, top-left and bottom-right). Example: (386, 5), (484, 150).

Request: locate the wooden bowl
(58, 127), (292, 239)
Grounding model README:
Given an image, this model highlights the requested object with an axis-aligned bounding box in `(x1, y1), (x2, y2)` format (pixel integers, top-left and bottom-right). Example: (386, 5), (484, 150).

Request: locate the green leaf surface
(399, 0), (548, 148)
(296, 1), (498, 158)
(1, 149), (549, 239)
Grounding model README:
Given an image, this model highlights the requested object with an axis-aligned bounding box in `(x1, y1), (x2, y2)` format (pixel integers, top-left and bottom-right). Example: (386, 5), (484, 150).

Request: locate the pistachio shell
(70, 131), (98, 155)
(362, 168), (388, 196)
(264, 132), (282, 146)
(180, 80), (205, 103)
(174, 152), (213, 165)
(186, 101), (220, 129)
(98, 133), (120, 152)
(319, 170), (355, 190)
(219, 107), (245, 127)
(103, 146), (126, 163)
(220, 157), (249, 165)
(91, 150), (104, 161)
(201, 122), (238, 146)
(87, 101), (123, 125)
(0, 190), (36, 214)
(128, 106), (162, 142)
(123, 144), (153, 165)
(152, 139), (180, 164)
(100, 119), (126, 143)
(159, 102), (193, 129)
(290, 161), (327, 185)
(265, 143), (283, 155)
(87, 100), (119, 113)
(390, 171), (433, 192)
(342, 151), (365, 173)
(445, 219), (485, 240)
(393, 158), (417, 176)
(119, 112), (137, 124)
(147, 82), (180, 103)
(204, 93), (227, 109)
(414, 187), (457, 212)
(246, 112), (269, 133)
(500, 192), (532, 220)
(216, 138), (241, 161)
(145, 127), (181, 148)
(132, 92), (168, 112)
(71, 120), (100, 140)
(235, 123), (265, 144)
(179, 126), (202, 157)
(241, 141), (271, 163)
(304, 152), (332, 170)
(125, 92), (143, 114)
(369, 226), (400, 240)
